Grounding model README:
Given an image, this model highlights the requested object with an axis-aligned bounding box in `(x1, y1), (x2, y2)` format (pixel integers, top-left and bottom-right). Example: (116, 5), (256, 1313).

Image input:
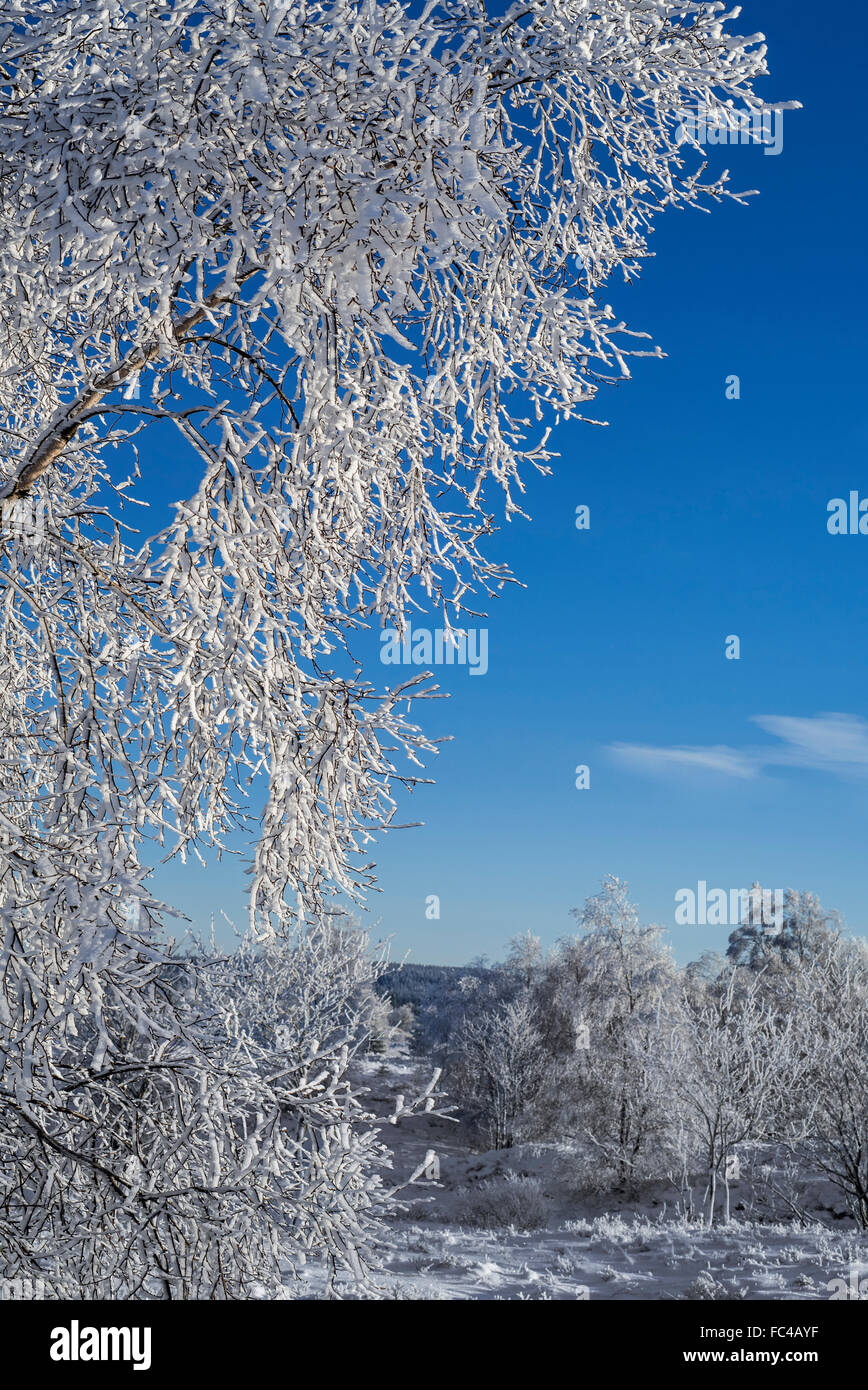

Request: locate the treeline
(384, 877), (868, 1229)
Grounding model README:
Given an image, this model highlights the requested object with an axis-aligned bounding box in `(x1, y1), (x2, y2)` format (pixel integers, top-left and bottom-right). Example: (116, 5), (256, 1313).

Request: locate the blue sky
(149, 0), (868, 965)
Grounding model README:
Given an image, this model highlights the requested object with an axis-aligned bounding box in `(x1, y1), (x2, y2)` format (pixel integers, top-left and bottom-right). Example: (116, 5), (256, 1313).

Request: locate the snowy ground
(337, 1055), (868, 1302)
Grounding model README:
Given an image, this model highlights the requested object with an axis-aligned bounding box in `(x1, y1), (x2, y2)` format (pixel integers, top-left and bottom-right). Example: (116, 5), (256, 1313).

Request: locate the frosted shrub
(455, 1173), (549, 1231)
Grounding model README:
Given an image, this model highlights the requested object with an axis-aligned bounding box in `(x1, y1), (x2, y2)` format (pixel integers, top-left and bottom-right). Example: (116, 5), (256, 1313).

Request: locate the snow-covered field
(344, 1057), (868, 1302)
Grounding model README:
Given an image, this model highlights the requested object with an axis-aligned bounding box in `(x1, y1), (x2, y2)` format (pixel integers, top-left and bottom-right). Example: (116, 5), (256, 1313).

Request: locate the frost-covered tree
(726, 889), (841, 974)
(0, 0), (783, 1294)
(0, 907), (440, 1298)
(666, 965), (797, 1227)
(200, 920), (443, 1289)
(785, 935), (868, 1228)
(451, 995), (547, 1149)
(560, 877), (678, 1187)
(506, 931), (543, 989)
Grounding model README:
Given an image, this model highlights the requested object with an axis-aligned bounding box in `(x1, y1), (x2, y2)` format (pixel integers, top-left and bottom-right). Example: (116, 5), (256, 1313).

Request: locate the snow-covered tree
(506, 931), (544, 989)
(0, 0), (783, 1294)
(666, 965), (797, 1226)
(727, 888), (841, 974)
(0, 906), (439, 1297)
(559, 877), (678, 1187)
(785, 935), (868, 1227)
(0, 0), (787, 928)
(451, 996), (548, 1149)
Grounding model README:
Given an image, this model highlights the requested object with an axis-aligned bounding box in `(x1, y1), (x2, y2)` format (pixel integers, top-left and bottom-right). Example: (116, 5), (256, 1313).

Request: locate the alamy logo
(827, 492), (868, 534)
(675, 881), (783, 933)
(50, 1320), (152, 1371)
(676, 104), (785, 155)
(380, 624), (488, 676)
(826, 1265), (868, 1300)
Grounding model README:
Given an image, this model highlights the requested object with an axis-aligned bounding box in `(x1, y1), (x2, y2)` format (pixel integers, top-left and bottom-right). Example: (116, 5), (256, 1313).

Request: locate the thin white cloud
(609, 713), (868, 781)
(751, 713), (868, 772)
(609, 743), (757, 779)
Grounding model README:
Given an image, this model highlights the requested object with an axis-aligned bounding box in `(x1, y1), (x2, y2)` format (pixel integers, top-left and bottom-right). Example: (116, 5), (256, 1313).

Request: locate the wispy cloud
(609, 713), (868, 781)
(751, 713), (868, 773)
(609, 743), (757, 779)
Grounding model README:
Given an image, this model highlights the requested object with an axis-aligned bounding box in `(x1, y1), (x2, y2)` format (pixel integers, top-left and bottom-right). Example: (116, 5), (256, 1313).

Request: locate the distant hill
(376, 961), (499, 1054)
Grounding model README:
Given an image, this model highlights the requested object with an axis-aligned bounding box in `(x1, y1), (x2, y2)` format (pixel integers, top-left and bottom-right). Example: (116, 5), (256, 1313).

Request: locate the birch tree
(566, 877), (678, 1187)
(451, 995), (547, 1148)
(667, 966), (797, 1226)
(786, 937), (868, 1228)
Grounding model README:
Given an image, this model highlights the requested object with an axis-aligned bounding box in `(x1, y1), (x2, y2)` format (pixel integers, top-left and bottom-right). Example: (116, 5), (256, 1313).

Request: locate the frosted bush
(684, 1270), (747, 1300)
(454, 1173), (549, 1231)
